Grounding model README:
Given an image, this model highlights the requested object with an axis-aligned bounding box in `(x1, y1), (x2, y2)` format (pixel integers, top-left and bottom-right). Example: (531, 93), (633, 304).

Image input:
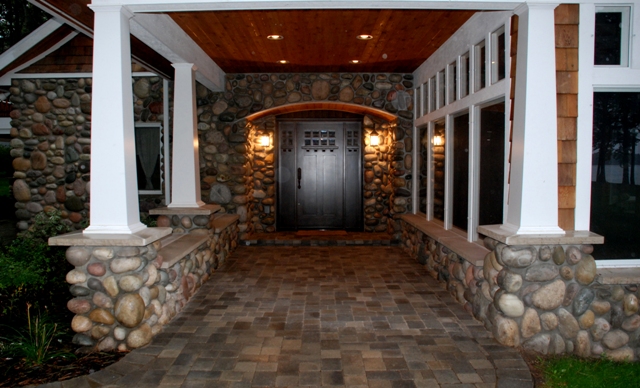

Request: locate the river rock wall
(401, 220), (640, 361)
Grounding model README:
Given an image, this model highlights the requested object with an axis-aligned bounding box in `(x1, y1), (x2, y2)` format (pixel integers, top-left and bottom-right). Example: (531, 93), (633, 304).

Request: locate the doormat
(295, 230), (348, 237)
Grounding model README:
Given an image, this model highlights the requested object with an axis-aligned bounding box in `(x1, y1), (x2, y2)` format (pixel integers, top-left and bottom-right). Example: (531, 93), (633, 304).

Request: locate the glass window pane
(437, 70), (445, 109)
(453, 113), (469, 231)
(474, 41), (486, 92)
(460, 52), (470, 98)
(595, 12), (622, 65)
(422, 82), (429, 114)
(591, 92), (640, 260)
(429, 76), (436, 112)
(416, 86), (422, 117)
(492, 27), (506, 83)
(419, 127), (429, 214)
(479, 102), (505, 226)
(433, 120), (446, 221)
(448, 61), (457, 104)
(135, 126), (162, 192)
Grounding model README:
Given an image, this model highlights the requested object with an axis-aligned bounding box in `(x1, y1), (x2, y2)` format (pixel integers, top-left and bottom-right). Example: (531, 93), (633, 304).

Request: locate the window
(595, 7), (630, 66)
(437, 70), (445, 109)
(452, 112), (469, 231)
(419, 126), (429, 214)
(447, 61), (458, 105)
(433, 120), (446, 221)
(135, 123), (164, 194)
(478, 102), (505, 225)
(416, 85), (422, 117)
(474, 40), (486, 92)
(591, 92), (640, 259)
(422, 81), (429, 115)
(491, 27), (506, 83)
(460, 52), (470, 99)
(429, 76), (436, 112)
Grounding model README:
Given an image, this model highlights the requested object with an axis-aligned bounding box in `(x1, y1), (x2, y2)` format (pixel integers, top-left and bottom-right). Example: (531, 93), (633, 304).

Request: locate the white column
(84, 5), (145, 235)
(168, 63), (205, 208)
(505, 3), (564, 235)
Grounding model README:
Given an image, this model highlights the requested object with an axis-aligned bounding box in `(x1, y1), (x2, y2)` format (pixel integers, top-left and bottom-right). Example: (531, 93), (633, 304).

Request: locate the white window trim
(413, 11), (512, 243)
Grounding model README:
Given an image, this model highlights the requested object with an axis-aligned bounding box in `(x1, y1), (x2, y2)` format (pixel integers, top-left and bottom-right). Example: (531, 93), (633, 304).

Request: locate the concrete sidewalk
(40, 245), (533, 388)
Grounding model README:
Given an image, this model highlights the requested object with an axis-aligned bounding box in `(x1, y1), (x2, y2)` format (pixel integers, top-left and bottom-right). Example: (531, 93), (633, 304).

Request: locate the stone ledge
(400, 214), (488, 266)
(150, 204), (221, 215)
(157, 233), (209, 269)
(211, 214), (240, 234)
(596, 268), (640, 285)
(478, 224), (604, 246)
(48, 227), (172, 247)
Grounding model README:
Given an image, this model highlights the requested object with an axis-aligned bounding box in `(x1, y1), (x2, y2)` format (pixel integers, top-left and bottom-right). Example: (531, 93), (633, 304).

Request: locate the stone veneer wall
(65, 214), (238, 351)
(197, 73), (414, 234)
(402, 220), (640, 361)
(8, 76), (168, 231)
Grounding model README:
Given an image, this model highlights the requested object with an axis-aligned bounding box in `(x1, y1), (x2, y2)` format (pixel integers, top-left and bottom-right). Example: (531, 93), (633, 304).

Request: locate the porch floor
(240, 231), (399, 246)
(47, 245), (532, 388)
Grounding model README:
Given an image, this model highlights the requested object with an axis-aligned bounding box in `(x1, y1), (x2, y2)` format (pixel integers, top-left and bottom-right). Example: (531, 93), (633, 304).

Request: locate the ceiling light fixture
(277, 60), (289, 64)
(357, 34), (373, 40)
(267, 34), (284, 40)
(350, 60), (360, 64)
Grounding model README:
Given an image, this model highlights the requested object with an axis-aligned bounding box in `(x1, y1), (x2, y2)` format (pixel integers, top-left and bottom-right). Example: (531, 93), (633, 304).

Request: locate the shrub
(0, 210), (72, 321)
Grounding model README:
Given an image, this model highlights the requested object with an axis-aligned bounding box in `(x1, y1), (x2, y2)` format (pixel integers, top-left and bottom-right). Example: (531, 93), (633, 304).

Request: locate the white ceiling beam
(91, 0), (533, 12)
(130, 13), (225, 92)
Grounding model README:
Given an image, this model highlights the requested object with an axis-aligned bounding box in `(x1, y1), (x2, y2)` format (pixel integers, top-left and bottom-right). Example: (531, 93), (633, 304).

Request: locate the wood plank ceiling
(169, 10), (476, 73)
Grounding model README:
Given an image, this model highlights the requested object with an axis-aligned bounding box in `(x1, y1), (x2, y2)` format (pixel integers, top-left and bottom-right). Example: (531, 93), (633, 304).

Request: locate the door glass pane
(433, 120), (446, 221)
(591, 92), (640, 259)
(479, 103), (505, 225)
(453, 113), (469, 231)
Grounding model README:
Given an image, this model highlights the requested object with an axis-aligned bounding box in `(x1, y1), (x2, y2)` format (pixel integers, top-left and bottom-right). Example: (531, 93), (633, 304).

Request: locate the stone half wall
(402, 220), (640, 361)
(8, 76), (168, 231)
(64, 215), (238, 352)
(196, 72), (414, 234)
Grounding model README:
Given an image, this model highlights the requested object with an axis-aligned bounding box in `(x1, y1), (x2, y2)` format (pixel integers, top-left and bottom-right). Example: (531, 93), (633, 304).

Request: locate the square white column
(168, 63), (205, 208)
(84, 5), (145, 235)
(506, 3), (565, 235)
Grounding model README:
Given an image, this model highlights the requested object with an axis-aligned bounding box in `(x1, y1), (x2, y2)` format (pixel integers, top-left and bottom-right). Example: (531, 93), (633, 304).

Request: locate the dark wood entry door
(278, 120), (362, 230)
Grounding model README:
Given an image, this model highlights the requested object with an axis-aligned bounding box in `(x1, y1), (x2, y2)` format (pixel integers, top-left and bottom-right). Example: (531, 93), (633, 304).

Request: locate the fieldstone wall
(402, 220), (640, 361)
(7, 76), (168, 231)
(64, 216), (238, 352)
(197, 72), (414, 234)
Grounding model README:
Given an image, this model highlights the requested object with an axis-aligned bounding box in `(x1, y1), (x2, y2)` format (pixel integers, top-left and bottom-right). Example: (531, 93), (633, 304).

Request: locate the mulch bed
(0, 350), (127, 387)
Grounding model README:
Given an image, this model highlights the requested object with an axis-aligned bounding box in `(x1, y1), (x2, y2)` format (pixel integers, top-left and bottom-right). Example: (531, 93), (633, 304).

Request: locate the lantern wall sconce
(370, 129), (380, 146)
(259, 135), (271, 147)
(432, 135), (444, 146)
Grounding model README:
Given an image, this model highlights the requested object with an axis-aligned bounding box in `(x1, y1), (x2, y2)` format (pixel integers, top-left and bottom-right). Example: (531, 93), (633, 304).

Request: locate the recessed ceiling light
(356, 34), (373, 40)
(267, 34), (284, 40)
(350, 60), (360, 64)
(277, 60), (289, 64)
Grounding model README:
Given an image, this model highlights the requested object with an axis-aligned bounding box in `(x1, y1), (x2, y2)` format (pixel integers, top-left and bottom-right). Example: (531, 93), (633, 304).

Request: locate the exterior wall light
(370, 129), (380, 146)
(259, 135), (271, 147)
(432, 135), (444, 146)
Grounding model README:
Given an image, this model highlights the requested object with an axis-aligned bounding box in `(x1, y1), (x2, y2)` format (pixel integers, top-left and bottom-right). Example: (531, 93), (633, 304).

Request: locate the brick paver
(44, 245), (532, 388)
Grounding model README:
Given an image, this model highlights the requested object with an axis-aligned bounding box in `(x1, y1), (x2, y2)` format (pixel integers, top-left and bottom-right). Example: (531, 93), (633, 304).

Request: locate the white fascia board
(130, 13), (225, 92)
(0, 18), (64, 70)
(91, 0), (524, 12)
(28, 0), (94, 37)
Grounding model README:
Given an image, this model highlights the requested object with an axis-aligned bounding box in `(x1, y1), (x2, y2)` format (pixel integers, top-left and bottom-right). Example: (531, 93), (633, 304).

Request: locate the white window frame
(413, 11), (512, 242)
(594, 6), (632, 67)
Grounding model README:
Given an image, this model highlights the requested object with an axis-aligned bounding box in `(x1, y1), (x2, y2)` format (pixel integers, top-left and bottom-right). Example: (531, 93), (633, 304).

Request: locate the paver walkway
(43, 245), (533, 388)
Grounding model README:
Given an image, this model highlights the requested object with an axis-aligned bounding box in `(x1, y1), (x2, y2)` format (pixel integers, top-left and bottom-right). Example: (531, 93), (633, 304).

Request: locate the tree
(0, 0), (50, 53)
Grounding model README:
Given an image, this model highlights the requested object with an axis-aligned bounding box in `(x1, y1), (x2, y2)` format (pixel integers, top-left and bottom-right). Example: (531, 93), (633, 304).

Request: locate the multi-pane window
(491, 27), (506, 83)
(437, 70), (446, 109)
(422, 81), (429, 115)
(452, 113), (469, 231)
(594, 7), (630, 66)
(474, 40), (486, 92)
(460, 52), (470, 99)
(428, 76), (436, 112)
(447, 61), (457, 104)
(433, 120), (446, 221)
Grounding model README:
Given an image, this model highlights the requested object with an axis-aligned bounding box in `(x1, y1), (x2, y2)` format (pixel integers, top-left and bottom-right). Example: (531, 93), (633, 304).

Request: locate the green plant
(140, 212), (158, 227)
(0, 303), (74, 366)
(539, 355), (640, 388)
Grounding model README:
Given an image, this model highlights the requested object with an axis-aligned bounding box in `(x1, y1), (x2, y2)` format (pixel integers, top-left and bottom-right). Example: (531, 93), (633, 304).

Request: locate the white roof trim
(28, 0), (93, 38)
(0, 18), (65, 70)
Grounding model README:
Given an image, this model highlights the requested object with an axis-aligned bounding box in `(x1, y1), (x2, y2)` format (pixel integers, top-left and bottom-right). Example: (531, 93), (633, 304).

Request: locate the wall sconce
(259, 135), (271, 147)
(432, 135), (444, 146)
(370, 129), (380, 146)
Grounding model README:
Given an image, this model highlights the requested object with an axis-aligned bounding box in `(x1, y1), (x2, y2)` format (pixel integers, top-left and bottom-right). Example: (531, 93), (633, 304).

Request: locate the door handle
(297, 168), (301, 189)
